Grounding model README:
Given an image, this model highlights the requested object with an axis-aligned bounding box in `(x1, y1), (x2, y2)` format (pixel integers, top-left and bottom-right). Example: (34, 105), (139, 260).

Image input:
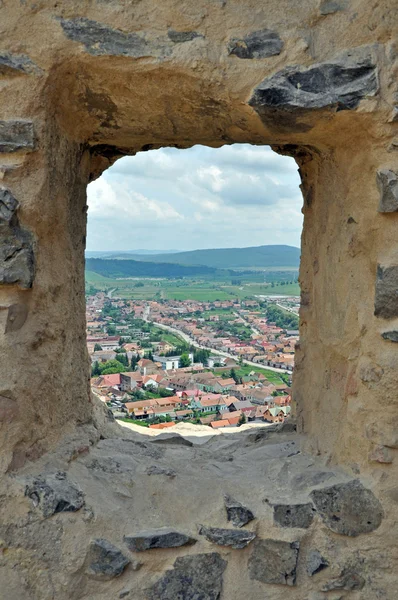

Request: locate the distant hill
(85, 258), (219, 279)
(121, 245), (300, 269)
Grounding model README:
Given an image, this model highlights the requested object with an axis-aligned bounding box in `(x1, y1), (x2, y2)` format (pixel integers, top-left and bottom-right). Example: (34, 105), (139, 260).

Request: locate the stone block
(85, 539), (130, 580)
(123, 528), (196, 551)
(273, 502), (315, 528)
(224, 494), (255, 527)
(228, 29), (283, 59)
(319, 0), (348, 15)
(310, 480), (383, 536)
(382, 330), (398, 342)
(306, 549), (329, 576)
(168, 30), (203, 43)
(24, 471), (85, 518)
(374, 265), (398, 319)
(377, 169), (398, 212)
(198, 525), (256, 549)
(248, 539), (299, 586)
(148, 552), (227, 600)
(0, 53), (41, 76)
(0, 120), (35, 153)
(249, 47), (378, 113)
(322, 568), (365, 591)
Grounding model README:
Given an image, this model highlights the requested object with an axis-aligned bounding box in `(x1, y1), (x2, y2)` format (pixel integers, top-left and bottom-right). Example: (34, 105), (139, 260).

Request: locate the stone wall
(0, 0), (398, 598)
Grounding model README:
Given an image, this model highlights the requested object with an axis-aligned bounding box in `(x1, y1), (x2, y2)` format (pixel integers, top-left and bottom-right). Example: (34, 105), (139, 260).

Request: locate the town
(87, 290), (298, 431)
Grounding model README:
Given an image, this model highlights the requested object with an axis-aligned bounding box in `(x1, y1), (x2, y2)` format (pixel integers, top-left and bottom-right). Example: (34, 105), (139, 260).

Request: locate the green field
(214, 364), (288, 385)
(85, 271), (300, 301)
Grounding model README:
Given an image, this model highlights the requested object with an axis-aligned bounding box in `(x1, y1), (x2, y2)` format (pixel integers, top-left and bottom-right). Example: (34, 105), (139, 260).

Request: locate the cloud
(86, 144), (303, 251)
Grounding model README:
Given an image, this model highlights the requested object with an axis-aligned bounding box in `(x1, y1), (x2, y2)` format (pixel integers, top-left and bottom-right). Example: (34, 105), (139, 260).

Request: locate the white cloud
(86, 144), (303, 251)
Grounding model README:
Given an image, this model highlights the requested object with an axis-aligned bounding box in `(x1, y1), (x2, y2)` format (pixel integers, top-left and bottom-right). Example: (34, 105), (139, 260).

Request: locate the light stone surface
(0, 0), (397, 597)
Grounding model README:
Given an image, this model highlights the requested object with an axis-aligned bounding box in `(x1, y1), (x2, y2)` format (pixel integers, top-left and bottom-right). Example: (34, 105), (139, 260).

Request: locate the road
(107, 288), (117, 299)
(149, 319), (289, 375)
(234, 311), (261, 336)
(275, 303), (299, 315)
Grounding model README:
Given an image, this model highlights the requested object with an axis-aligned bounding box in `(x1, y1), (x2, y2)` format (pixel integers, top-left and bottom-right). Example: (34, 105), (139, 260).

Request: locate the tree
(98, 359), (126, 374)
(147, 350), (154, 362)
(238, 413), (247, 426)
(230, 368), (240, 384)
(179, 353), (191, 368)
(107, 325), (116, 335)
(92, 361), (101, 376)
(94, 343), (102, 352)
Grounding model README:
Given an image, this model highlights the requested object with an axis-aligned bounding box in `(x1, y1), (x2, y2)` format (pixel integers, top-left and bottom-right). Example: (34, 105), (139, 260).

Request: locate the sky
(86, 144), (303, 252)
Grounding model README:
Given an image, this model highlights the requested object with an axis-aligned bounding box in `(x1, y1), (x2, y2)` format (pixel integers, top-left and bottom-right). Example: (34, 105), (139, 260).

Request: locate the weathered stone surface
(248, 539), (299, 586)
(0, 53), (41, 76)
(322, 568), (365, 591)
(249, 47), (377, 114)
(0, 120), (35, 152)
(85, 538), (130, 580)
(5, 303), (28, 333)
(60, 18), (170, 59)
(0, 187), (34, 288)
(148, 552), (227, 600)
(224, 494), (254, 527)
(145, 465), (176, 477)
(168, 30), (202, 43)
(377, 169), (398, 212)
(151, 433), (193, 447)
(25, 471), (85, 518)
(369, 444), (393, 463)
(198, 525), (256, 549)
(374, 265), (398, 319)
(319, 0), (348, 15)
(123, 528), (196, 551)
(310, 480), (383, 536)
(366, 418), (398, 448)
(273, 502), (315, 528)
(306, 549), (329, 576)
(382, 330), (398, 342)
(228, 29), (283, 59)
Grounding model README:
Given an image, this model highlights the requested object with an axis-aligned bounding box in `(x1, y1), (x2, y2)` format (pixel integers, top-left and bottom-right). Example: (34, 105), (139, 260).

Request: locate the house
(229, 399), (254, 413)
(199, 414), (218, 425)
(191, 394), (226, 413)
(156, 341), (175, 354)
(152, 354), (195, 370)
(92, 374), (121, 388)
(120, 372), (143, 391)
(175, 409), (194, 420)
(210, 419), (230, 429)
(137, 358), (159, 376)
(149, 422), (176, 430)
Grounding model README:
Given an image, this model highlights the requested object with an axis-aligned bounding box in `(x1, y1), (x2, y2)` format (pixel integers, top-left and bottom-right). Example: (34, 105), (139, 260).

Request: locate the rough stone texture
(273, 502), (315, 528)
(228, 29), (283, 59)
(248, 539), (299, 586)
(198, 524), (256, 548)
(319, 0), (348, 15)
(145, 464), (176, 477)
(0, 120), (35, 152)
(224, 494), (255, 527)
(369, 444), (393, 463)
(24, 471), (85, 518)
(310, 480), (383, 536)
(123, 528), (196, 551)
(322, 569), (365, 591)
(0, 53), (41, 76)
(148, 552), (227, 600)
(0, 187), (34, 288)
(374, 265), (398, 319)
(377, 169), (398, 212)
(168, 30), (203, 43)
(84, 539), (130, 580)
(381, 330), (398, 342)
(249, 47), (378, 130)
(306, 550), (329, 576)
(0, 1), (398, 598)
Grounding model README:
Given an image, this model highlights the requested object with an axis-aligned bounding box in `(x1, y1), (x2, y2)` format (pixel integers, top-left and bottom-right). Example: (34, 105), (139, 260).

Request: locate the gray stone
(0, 120), (35, 153)
(145, 465), (176, 477)
(0, 187), (34, 288)
(85, 539), (130, 580)
(198, 525), (256, 549)
(382, 330), (398, 342)
(319, 0), (348, 15)
(148, 552), (227, 600)
(322, 568), (365, 591)
(60, 18), (171, 59)
(273, 502), (315, 528)
(0, 52), (41, 76)
(306, 549), (329, 576)
(377, 169), (398, 212)
(290, 470), (335, 490)
(249, 47), (378, 124)
(374, 265), (398, 319)
(123, 528), (196, 552)
(25, 471), (85, 518)
(224, 494), (254, 527)
(228, 29), (283, 59)
(310, 480), (383, 536)
(248, 539), (299, 586)
(151, 433), (193, 447)
(5, 303), (28, 333)
(168, 30), (203, 43)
